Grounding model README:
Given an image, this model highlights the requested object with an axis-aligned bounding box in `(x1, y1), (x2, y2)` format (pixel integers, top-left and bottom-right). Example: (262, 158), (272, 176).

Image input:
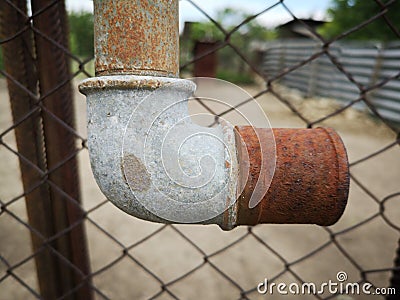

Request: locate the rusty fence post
(193, 41), (218, 78)
(0, 0), (60, 298)
(1, 0), (92, 299)
(30, 0), (92, 299)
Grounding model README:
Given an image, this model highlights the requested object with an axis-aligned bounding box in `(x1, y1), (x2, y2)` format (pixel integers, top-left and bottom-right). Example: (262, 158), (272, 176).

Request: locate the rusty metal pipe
(80, 0), (350, 230)
(232, 127), (349, 228)
(94, 0), (179, 77)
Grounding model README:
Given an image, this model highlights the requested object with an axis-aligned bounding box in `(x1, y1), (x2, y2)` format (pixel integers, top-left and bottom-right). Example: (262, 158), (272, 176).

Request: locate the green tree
(68, 11), (94, 57)
(321, 0), (400, 41)
(189, 8), (275, 45)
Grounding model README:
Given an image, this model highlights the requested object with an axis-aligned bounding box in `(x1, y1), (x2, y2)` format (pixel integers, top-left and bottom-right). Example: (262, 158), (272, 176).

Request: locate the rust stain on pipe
(94, 0), (179, 77)
(234, 126), (349, 227)
(88, 0), (350, 229)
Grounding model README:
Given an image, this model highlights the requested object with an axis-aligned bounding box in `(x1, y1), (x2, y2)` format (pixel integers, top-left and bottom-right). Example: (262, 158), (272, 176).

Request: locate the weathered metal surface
(94, 0), (179, 77)
(1, 0), (92, 297)
(0, 1), (59, 298)
(84, 0), (238, 227)
(80, 73), (349, 229)
(31, 0), (92, 298)
(82, 0), (349, 230)
(234, 126), (349, 226)
(79, 76), (238, 225)
(79, 75), (169, 91)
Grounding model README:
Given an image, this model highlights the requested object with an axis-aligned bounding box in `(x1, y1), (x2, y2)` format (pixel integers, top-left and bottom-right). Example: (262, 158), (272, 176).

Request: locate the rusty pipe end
(94, 0), (179, 77)
(233, 126), (349, 227)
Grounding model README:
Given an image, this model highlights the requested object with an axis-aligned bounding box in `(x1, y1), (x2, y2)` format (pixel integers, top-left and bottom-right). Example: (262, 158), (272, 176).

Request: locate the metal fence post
(0, 0), (60, 298)
(1, 0), (92, 298)
(30, 0), (92, 298)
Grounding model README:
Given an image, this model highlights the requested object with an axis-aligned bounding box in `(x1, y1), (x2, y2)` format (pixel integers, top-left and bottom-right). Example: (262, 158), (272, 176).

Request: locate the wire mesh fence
(261, 39), (400, 121)
(0, 0), (399, 299)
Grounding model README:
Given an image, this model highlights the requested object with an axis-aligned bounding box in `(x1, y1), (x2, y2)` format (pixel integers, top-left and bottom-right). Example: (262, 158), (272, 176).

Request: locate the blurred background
(1, 0), (400, 299)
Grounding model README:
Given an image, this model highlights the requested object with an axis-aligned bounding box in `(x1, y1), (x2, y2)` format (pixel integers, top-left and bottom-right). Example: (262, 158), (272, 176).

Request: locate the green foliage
(68, 11), (94, 57)
(216, 69), (254, 84)
(181, 7), (276, 82)
(320, 0), (400, 41)
(189, 7), (276, 43)
(190, 22), (224, 42)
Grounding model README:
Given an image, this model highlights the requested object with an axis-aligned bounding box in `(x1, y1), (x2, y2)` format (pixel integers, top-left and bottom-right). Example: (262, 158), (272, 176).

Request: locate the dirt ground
(1, 77), (399, 300)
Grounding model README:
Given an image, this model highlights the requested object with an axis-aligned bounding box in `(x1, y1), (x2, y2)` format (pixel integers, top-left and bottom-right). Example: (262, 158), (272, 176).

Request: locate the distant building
(180, 21), (219, 78)
(181, 21), (195, 42)
(277, 19), (327, 39)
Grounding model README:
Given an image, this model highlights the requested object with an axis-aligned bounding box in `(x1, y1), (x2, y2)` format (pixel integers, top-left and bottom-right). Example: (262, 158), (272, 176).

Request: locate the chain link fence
(1, 0), (399, 299)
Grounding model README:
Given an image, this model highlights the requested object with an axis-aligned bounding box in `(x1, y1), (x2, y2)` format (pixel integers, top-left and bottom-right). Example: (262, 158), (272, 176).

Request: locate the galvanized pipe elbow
(79, 0), (349, 230)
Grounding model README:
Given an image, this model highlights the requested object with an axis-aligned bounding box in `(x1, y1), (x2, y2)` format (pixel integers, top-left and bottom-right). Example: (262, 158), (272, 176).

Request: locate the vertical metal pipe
(94, 0), (179, 77)
(0, 0), (60, 298)
(30, 0), (92, 299)
(85, 0), (349, 229)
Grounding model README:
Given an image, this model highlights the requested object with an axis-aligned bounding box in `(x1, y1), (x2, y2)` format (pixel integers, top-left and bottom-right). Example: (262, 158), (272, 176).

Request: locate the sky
(66, 0), (332, 29)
